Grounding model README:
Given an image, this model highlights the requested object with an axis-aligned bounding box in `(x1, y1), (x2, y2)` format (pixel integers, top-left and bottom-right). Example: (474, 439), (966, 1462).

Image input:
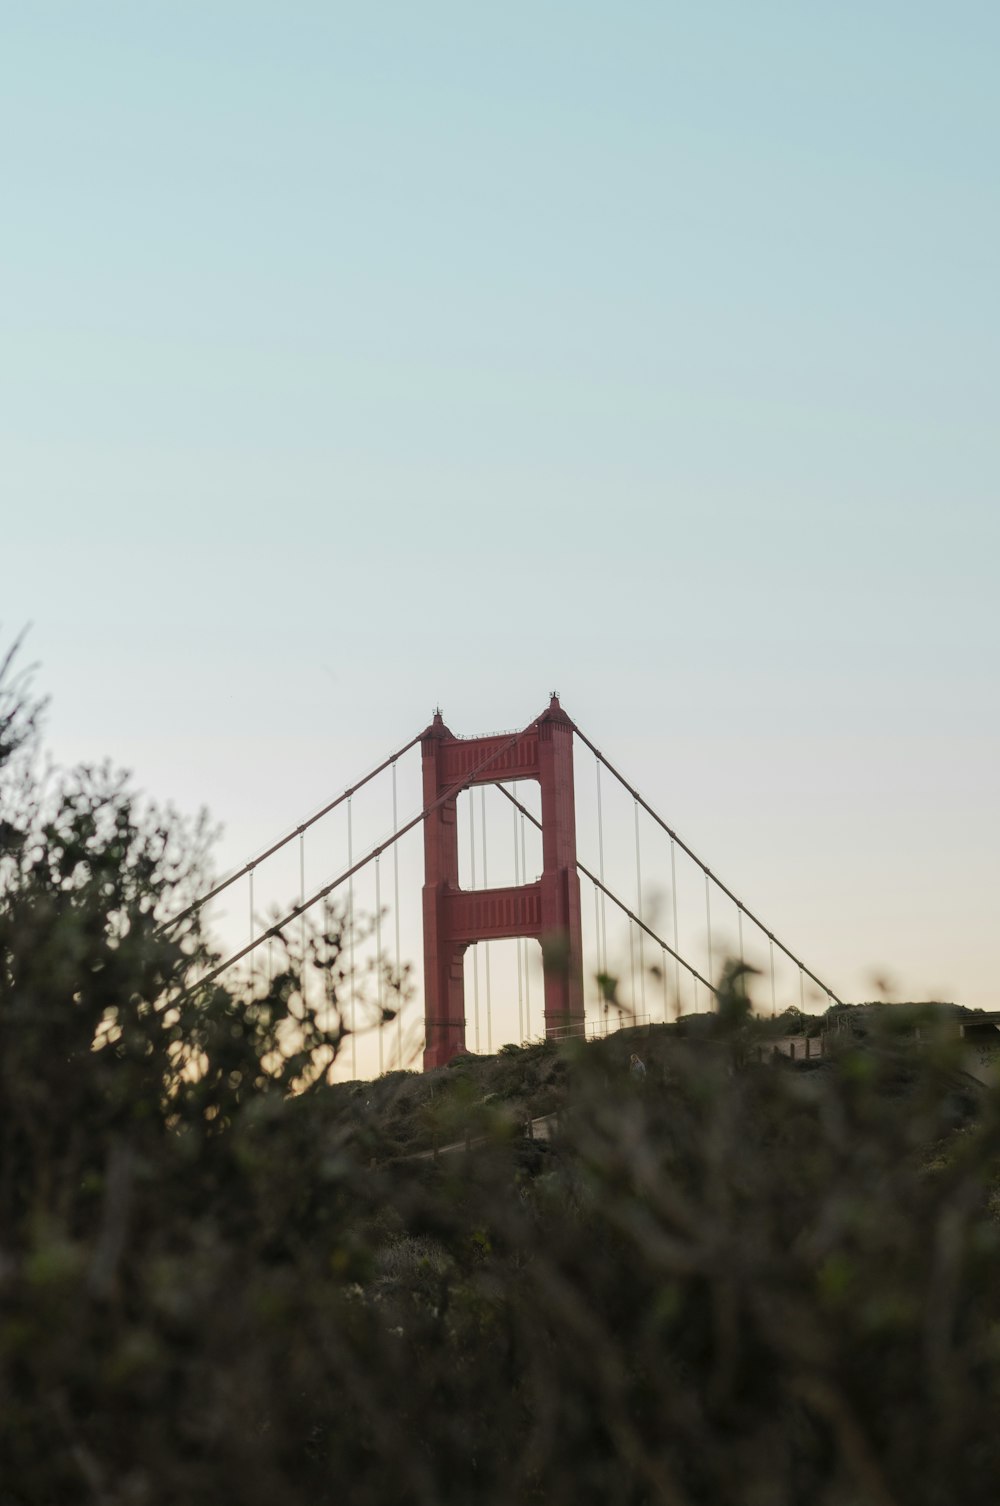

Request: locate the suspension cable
(248, 867), (255, 992)
(180, 709), (836, 1032)
(770, 937), (776, 1018)
(573, 725), (843, 1005)
(595, 757), (608, 976)
(513, 780), (524, 1042)
(593, 881), (602, 1016)
(376, 854), (383, 1075)
(670, 837), (681, 1013)
(634, 799), (645, 1015)
(493, 783), (718, 999)
(186, 719), (541, 996)
(705, 873), (713, 985)
(299, 830), (306, 965)
(738, 905), (747, 1003)
(159, 729), (425, 933)
(469, 787), (480, 1052)
(480, 786), (492, 1052)
(520, 799), (531, 1035)
(393, 761), (401, 1065)
(348, 796), (356, 1079)
(586, 868), (717, 999)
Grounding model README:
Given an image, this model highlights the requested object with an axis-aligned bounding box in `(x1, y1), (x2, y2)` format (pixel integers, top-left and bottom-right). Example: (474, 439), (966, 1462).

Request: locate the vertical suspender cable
(799, 966), (805, 1013)
(248, 867), (255, 992)
(770, 936), (776, 1018)
(299, 831), (306, 1006)
(513, 781), (524, 1043)
(469, 787), (480, 1052)
(520, 801), (530, 1035)
(348, 798), (356, 1080)
(575, 729), (843, 1009)
(325, 896), (335, 1074)
(671, 838), (681, 1014)
(481, 786), (492, 1052)
(705, 874), (713, 995)
(594, 881), (602, 1023)
(264, 861), (272, 986)
(634, 800), (646, 1016)
(376, 854), (383, 1075)
(661, 946), (668, 1022)
(596, 758), (608, 975)
(296, 831), (304, 969)
(393, 762), (401, 1065)
(738, 905), (746, 1002)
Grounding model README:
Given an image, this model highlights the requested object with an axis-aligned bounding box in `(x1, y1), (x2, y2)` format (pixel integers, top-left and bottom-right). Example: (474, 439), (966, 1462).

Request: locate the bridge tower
(421, 695), (584, 1069)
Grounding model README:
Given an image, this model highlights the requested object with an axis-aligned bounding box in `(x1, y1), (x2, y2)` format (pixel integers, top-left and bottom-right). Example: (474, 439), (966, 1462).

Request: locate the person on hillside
(629, 1053), (647, 1083)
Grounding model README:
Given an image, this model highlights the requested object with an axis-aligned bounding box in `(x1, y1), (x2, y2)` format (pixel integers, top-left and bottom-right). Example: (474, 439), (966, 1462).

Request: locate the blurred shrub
(2, 652), (1000, 1505)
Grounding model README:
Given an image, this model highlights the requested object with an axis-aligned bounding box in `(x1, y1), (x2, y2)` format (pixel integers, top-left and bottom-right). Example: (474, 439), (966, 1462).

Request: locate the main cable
(159, 729), (424, 934)
(492, 782), (718, 1000)
(573, 724), (843, 1006)
(183, 719), (542, 996)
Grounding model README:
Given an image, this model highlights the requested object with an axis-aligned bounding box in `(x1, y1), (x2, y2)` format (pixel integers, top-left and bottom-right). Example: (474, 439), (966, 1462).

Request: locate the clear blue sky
(5, 3), (998, 1048)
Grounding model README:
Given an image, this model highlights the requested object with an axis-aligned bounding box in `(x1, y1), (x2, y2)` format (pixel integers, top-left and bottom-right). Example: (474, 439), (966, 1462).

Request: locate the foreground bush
(2, 656), (999, 1505)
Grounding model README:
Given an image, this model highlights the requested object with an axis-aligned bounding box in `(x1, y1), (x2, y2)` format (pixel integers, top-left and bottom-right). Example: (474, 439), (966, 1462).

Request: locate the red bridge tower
(421, 696), (584, 1069)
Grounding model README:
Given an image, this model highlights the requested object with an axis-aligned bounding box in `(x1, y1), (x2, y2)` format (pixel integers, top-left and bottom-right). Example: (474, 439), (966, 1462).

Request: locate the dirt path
(395, 1113), (558, 1163)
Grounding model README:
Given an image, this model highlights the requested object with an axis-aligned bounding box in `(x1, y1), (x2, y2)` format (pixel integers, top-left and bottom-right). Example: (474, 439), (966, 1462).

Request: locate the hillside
(332, 998), (996, 1163)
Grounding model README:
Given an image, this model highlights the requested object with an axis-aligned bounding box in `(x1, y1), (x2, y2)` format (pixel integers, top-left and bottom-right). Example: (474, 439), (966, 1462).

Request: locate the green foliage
(3, 651), (1000, 1504)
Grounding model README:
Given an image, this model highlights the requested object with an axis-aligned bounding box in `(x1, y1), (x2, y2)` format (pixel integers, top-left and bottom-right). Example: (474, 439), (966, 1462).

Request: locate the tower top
(540, 691), (574, 728)
(422, 707), (453, 739)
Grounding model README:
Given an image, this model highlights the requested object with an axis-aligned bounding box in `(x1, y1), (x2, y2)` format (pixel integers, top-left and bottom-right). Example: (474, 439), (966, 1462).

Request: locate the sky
(4, 3), (998, 1072)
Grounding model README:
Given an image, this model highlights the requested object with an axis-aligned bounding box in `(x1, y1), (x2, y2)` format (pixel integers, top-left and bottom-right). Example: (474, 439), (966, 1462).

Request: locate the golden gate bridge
(162, 695), (843, 1077)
